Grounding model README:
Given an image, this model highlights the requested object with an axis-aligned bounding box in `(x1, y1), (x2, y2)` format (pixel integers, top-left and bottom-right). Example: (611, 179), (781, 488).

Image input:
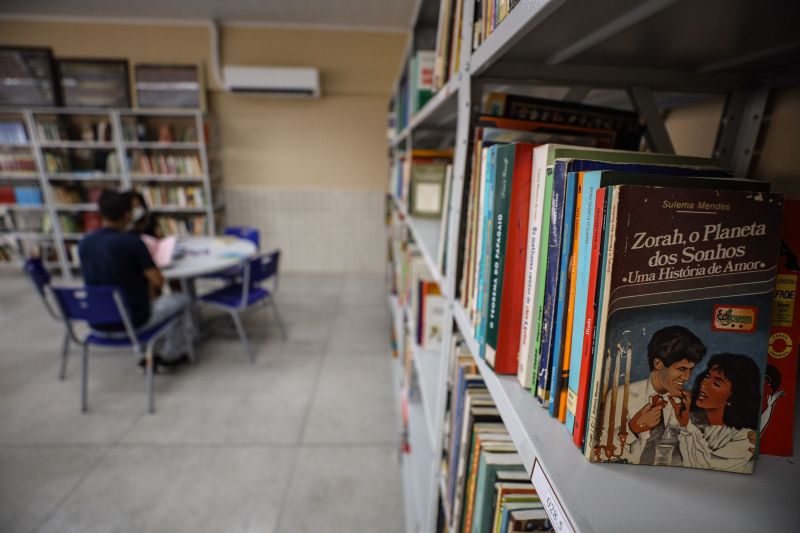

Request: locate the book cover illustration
(761, 198), (800, 456)
(587, 186), (782, 474)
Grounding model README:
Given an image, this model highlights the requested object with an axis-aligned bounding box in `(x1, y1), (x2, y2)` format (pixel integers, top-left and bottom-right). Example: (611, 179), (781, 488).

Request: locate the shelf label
(531, 458), (575, 533)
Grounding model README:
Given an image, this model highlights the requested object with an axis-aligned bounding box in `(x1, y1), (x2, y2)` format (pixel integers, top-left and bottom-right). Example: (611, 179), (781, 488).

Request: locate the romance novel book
(584, 186), (782, 474)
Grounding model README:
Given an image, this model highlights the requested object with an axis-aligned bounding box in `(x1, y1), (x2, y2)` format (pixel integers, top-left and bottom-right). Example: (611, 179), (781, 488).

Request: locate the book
(461, 432), (514, 532)
(761, 198), (800, 456)
(484, 92), (642, 150)
(508, 508), (552, 532)
(491, 482), (538, 533)
(423, 293), (447, 351)
(141, 235), (177, 267)
(568, 169), (768, 445)
(485, 143), (534, 373)
(584, 186), (782, 474)
(470, 451), (524, 533)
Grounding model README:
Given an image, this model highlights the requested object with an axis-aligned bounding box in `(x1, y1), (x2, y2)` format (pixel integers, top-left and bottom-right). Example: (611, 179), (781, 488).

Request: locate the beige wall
(0, 19), (405, 190)
(664, 87), (800, 196)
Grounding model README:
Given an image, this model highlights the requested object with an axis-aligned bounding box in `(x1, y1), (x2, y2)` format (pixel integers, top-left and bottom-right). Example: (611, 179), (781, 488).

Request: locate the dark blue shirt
(79, 227), (155, 330)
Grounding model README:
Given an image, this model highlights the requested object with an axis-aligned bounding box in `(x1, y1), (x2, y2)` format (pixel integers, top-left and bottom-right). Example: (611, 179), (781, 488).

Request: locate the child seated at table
(79, 189), (190, 371)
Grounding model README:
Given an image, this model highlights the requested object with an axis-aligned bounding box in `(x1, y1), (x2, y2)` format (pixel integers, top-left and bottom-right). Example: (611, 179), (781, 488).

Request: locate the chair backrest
(23, 257), (51, 297)
(225, 226), (260, 250)
(248, 250), (280, 285)
(50, 286), (127, 325)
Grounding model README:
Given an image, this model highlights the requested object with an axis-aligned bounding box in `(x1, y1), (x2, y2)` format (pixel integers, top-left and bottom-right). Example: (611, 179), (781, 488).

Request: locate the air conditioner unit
(223, 66), (321, 98)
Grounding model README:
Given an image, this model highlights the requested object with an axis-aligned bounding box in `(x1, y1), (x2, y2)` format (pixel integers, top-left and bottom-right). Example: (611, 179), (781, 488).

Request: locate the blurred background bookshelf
(0, 107), (220, 277)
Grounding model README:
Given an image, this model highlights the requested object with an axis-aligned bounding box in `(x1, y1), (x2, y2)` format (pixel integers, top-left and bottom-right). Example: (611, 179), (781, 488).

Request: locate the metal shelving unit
(387, 0), (800, 532)
(0, 107), (220, 278)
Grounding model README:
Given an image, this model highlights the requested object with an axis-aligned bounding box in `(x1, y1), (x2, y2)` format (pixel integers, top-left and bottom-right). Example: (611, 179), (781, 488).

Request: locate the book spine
(476, 147), (497, 348)
(564, 172), (601, 433)
(582, 186), (618, 458)
(472, 147), (489, 332)
(557, 175), (582, 422)
(537, 162), (569, 403)
(548, 171), (578, 416)
(484, 144), (515, 367)
(494, 143), (534, 374)
(572, 183), (606, 446)
(516, 152), (546, 388)
(532, 170), (555, 398)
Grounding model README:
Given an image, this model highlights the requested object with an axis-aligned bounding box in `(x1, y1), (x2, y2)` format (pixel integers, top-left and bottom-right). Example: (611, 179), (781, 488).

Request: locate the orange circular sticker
(768, 332), (793, 359)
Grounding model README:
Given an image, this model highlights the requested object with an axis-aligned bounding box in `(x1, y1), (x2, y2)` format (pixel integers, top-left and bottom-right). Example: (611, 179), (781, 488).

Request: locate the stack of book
(137, 185), (205, 208)
(156, 215), (206, 236)
(441, 335), (552, 532)
(129, 151), (203, 176)
(0, 121), (28, 144)
(391, 149), (453, 217)
(0, 153), (36, 173)
(36, 118), (112, 143)
(12, 187), (43, 205)
(122, 121), (198, 143)
(471, 0), (521, 50)
(457, 91), (792, 473)
(50, 184), (103, 205)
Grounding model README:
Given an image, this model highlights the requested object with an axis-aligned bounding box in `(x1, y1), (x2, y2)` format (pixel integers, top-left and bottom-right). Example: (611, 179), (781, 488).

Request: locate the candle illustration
(605, 343), (622, 459)
(617, 340), (633, 458)
(595, 347), (612, 461)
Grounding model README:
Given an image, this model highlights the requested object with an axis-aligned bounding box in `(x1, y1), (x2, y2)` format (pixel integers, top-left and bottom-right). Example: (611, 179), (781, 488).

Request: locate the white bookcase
(386, 1), (800, 532)
(0, 107), (221, 277)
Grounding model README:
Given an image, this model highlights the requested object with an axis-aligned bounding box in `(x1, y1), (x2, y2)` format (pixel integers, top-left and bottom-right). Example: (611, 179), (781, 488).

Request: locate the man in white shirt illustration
(598, 325), (707, 465)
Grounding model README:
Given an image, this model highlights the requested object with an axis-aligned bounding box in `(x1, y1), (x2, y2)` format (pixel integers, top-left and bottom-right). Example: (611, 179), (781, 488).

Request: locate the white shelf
(6, 232), (54, 240)
(47, 173), (121, 181)
(150, 206), (206, 214)
(54, 204), (97, 212)
(0, 142), (31, 148)
(453, 302), (800, 532)
(407, 397), (435, 530)
(129, 174), (206, 182)
(412, 343), (441, 451)
(0, 172), (39, 180)
(125, 142), (200, 150)
(39, 141), (116, 149)
(2, 204), (45, 211)
(391, 195), (445, 294)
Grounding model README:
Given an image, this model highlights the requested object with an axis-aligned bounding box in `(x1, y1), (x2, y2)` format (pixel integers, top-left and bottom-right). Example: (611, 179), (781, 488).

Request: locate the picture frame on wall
(0, 46), (60, 106)
(57, 59), (131, 108)
(134, 64), (205, 110)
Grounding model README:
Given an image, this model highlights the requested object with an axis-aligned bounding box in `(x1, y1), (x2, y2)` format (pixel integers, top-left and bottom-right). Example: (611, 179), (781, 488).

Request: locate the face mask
(132, 207), (146, 222)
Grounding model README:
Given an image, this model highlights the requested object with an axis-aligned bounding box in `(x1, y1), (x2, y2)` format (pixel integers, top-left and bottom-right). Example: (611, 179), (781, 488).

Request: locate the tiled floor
(0, 271), (404, 533)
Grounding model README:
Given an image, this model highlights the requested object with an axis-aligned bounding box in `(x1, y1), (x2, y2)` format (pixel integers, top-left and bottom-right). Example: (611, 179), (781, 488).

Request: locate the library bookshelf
(385, 1), (800, 532)
(0, 107), (220, 277)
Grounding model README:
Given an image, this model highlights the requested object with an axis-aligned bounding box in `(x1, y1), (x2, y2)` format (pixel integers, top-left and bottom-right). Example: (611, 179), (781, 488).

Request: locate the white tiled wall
(223, 187), (385, 273)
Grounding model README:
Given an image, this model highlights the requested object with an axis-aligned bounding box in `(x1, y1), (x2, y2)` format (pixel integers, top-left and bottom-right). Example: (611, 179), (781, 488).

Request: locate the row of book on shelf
(137, 185), (205, 208)
(129, 152), (203, 176)
(1, 117), (199, 145)
(0, 186), (42, 205)
(0, 153), (36, 173)
(393, 0), (527, 133)
(393, 91), (797, 476)
(388, 233), (553, 532)
(441, 334), (553, 533)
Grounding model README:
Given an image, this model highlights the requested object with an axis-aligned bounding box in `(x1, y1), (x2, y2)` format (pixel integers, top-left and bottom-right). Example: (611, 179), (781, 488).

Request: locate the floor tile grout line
(27, 444), (113, 533)
(272, 289), (340, 533)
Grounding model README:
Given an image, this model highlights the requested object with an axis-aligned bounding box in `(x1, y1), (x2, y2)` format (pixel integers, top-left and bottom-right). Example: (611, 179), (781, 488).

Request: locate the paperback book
(584, 186), (782, 474)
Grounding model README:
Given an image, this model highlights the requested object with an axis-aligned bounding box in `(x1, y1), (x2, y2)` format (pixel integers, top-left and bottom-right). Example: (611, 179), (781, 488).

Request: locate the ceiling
(0, 0), (416, 31)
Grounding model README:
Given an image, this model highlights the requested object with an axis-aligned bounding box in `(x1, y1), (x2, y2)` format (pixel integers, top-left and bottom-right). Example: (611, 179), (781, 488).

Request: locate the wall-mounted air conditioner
(222, 66), (321, 98)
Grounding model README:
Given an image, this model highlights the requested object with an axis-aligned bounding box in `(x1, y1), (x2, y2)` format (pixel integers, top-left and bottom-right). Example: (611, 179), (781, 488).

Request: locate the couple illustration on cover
(599, 325), (761, 473)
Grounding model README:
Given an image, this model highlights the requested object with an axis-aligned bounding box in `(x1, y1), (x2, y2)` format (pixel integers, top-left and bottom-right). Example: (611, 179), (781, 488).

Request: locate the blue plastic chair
(202, 226), (261, 282)
(199, 250), (286, 361)
(50, 285), (192, 414)
(224, 226), (260, 249)
(23, 258), (72, 380)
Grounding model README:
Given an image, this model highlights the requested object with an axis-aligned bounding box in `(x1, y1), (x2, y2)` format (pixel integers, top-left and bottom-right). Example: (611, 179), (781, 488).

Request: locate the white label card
(531, 458), (575, 533)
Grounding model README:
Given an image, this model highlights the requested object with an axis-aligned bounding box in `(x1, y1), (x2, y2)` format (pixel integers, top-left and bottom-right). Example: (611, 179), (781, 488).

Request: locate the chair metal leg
(59, 331), (70, 381)
(229, 310), (254, 363)
(270, 298), (288, 341)
(145, 345), (156, 414)
(183, 311), (196, 364)
(81, 343), (89, 413)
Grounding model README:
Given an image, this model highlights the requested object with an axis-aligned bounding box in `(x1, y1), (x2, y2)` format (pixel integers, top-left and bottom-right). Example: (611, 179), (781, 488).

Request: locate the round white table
(163, 236), (257, 280)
